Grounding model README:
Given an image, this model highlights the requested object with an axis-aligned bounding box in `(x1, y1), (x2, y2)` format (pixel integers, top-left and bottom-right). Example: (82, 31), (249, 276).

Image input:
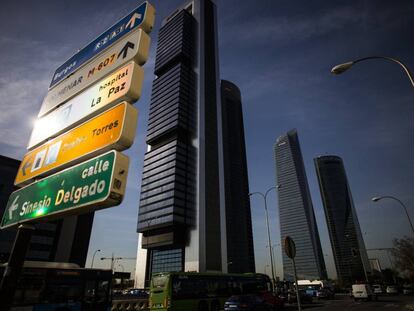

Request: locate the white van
(352, 284), (378, 301)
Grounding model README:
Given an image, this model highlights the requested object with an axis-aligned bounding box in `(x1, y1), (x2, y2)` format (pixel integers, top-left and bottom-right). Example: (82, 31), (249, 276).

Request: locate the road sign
(284, 236), (296, 259)
(28, 61), (143, 150)
(1, 150), (129, 229)
(40, 30), (150, 117)
(48, 1), (155, 91)
(16, 102), (137, 186)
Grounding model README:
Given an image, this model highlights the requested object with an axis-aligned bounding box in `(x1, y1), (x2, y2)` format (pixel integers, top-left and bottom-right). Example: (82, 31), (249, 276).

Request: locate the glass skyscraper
(135, 0), (255, 287)
(314, 155), (370, 285)
(274, 129), (327, 280)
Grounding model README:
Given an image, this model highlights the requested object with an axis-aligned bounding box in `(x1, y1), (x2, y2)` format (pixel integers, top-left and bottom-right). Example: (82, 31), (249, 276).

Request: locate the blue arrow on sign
(49, 1), (150, 90)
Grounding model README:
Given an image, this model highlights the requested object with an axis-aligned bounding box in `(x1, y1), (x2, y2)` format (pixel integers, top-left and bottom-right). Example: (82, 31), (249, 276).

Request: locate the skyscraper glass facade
(274, 129), (327, 280)
(314, 155), (370, 285)
(135, 1), (256, 287)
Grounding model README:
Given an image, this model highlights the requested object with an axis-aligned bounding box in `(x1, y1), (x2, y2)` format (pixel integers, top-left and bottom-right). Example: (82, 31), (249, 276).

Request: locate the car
(352, 284), (377, 301)
(403, 286), (413, 295)
(316, 288), (335, 299)
(386, 285), (399, 295)
(127, 288), (149, 297)
(372, 284), (383, 295)
(257, 290), (284, 310)
(224, 295), (272, 311)
(287, 289), (313, 304)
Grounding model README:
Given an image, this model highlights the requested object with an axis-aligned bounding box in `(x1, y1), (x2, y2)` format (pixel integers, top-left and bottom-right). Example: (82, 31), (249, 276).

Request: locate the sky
(1, 0), (414, 280)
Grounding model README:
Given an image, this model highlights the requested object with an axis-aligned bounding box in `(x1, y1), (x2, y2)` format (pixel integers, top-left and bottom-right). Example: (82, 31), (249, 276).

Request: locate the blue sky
(0, 0), (413, 279)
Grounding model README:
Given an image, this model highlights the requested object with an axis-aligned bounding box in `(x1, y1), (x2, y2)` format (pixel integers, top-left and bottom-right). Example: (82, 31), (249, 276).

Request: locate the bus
(1, 261), (112, 311)
(149, 272), (279, 311)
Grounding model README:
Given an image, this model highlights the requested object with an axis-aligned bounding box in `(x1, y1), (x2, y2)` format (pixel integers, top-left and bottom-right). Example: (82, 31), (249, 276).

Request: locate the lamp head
(331, 61), (354, 74)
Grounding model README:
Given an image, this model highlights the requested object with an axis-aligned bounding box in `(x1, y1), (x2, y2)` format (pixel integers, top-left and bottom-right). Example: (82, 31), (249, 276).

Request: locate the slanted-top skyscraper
(274, 129), (327, 280)
(220, 80), (255, 274)
(135, 0), (255, 287)
(314, 155), (370, 285)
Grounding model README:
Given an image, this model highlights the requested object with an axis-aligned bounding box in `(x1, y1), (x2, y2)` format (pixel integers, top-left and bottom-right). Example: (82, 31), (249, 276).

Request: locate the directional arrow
(118, 41), (135, 59)
(21, 159), (32, 176)
(125, 13), (142, 29)
(8, 196), (19, 220)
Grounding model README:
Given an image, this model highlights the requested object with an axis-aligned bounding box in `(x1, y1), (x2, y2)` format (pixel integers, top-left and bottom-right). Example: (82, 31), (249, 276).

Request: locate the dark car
(258, 291), (284, 310)
(224, 295), (272, 311)
(127, 288), (148, 297)
(287, 289), (313, 304)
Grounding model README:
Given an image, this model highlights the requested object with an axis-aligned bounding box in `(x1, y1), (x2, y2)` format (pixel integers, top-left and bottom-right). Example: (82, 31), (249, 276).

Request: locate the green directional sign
(1, 150), (129, 229)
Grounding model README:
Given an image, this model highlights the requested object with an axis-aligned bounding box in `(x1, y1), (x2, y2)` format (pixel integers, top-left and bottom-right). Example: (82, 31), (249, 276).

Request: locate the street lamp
(372, 196), (414, 234)
(249, 186), (279, 292)
(91, 249), (101, 268)
(266, 243), (280, 281)
(331, 56), (414, 87)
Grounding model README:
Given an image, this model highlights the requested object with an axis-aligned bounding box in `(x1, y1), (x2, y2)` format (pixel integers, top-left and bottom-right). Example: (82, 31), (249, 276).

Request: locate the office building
(274, 129), (327, 280)
(220, 80), (255, 273)
(0, 155), (93, 266)
(314, 155), (370, 284)
(135, 0), (255, 287)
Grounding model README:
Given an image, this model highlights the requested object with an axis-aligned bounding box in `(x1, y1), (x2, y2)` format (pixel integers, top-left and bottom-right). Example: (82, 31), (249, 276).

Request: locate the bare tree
(390, 237), (414, 280)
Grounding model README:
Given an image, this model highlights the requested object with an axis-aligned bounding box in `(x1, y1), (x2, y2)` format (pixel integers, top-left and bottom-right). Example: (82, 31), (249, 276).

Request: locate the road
(286, 295), (414, 311)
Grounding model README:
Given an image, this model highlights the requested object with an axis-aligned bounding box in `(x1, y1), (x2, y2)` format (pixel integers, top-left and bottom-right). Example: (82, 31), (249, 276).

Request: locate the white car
(386, 285), (399, 295)
(352, 284), (377, 301)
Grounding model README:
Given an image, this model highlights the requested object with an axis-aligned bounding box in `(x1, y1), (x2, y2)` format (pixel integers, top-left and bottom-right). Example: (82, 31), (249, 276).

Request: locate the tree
(391, 237), (414, 280)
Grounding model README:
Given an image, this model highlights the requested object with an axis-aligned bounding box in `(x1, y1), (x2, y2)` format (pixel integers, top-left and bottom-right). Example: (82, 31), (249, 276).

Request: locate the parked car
(403, 286), (413, 295)
(224, 295), (272, 311)
(352, 284), (377, 301)
(386, 285), (399, 295)
(372, 284), (383, 295)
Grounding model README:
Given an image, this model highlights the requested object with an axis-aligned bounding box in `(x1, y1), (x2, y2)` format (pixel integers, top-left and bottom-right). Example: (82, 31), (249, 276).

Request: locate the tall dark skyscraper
(274, 129), (327, 280)
(0, 155), (93, 266)
(135, 0), (255, 287)
(221, 80), (255, 273)
(314, 155), (370, 285)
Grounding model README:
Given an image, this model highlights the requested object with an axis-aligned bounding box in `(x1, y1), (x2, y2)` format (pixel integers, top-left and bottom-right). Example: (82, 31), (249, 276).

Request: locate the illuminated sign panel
(16, 102), (137, 186)
(28, 61), (143, 149)
(40, 30), (150, 117)
(1, 151), (129, 229)
(49, 1), (155, 90)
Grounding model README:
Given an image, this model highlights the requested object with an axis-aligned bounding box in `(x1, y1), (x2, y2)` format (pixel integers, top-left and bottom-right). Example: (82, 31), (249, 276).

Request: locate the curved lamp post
(372, 196), (414, 234)
(249, 186), (278, 292)
(331, 56), (414, 87)
(91, 249), (101, 268)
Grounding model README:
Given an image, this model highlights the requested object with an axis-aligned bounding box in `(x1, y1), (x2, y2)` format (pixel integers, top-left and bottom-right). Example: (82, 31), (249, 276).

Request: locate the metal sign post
(284, 236), (301, 311)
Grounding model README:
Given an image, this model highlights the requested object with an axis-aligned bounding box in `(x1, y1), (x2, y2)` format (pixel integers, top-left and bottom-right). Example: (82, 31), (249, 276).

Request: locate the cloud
(220, 2), (414, 47)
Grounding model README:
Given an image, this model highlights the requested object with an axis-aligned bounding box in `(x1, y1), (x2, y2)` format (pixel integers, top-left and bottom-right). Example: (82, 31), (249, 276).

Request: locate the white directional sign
(28, 61), (143, 150)
(40, 30), (150, 117)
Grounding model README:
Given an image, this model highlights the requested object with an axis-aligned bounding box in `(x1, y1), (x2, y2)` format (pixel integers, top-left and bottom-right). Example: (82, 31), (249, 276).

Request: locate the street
(286, 295), (414, 311)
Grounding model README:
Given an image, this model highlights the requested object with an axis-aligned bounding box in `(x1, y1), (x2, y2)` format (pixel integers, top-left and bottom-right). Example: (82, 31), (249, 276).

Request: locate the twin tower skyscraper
(134, 0), (255, 287)
(275, 129), (370, 284)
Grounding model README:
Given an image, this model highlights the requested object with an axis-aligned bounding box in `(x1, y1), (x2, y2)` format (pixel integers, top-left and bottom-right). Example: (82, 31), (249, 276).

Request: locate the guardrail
(111, 297), (149, 311)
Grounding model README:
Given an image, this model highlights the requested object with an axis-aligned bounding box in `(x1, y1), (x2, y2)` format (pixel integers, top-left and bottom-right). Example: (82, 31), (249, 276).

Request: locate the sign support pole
(0, 224), (35, 311)
(292, 258), (302, 311)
